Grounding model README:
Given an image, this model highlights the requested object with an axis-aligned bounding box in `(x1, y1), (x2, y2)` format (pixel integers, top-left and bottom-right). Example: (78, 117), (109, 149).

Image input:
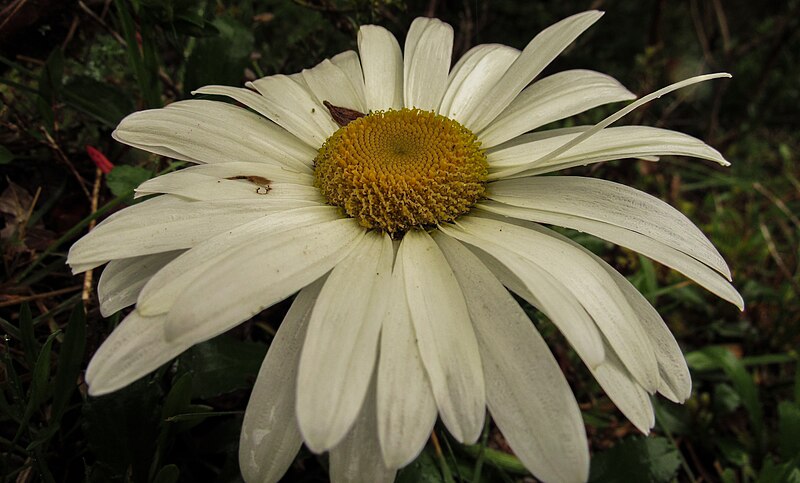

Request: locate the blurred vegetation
(0, 0), (798, 481)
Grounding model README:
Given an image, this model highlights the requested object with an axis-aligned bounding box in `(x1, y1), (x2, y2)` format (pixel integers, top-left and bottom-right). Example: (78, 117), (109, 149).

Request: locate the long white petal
(302, 59), (366, 113)
(442, 216), (660, 392)
(488, 176), (731, 278)
(592, 349), (656, 433)
(438, 44), (519, 122)
(67, 196), (276, 272)
(135, 173), (323, 203)
(113, 99), (315, 171)
(400, 230), (485, 443)
(239, 279), (324, 483)
(434, 232), (589, 482)
(98, 251), (183, 317)
(487, 126), (728, 177)
(479, 69), (636, 148)
(403, 17), (453, 111)
(85, 311), (189, 396)
(358, 25), (403, 111)
(331, 50), (367, 111)
(377, 255), (437, 469)
(297, 232), (393, 453)
(330, 378), (396, 483)
(461, 11), (604, 131)
(163, 218), (364, 347)
(478, 201), (744, 309)
(246, 74), (339, 146)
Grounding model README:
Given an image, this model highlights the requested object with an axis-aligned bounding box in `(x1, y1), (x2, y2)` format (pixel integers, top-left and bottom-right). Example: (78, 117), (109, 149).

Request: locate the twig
(0, 0), (29, 33)
(77, 0), (126, 46)
(81, 167), (103, 305)
(753, 182), (800, 230)
(759, 221), (800, 294)
(40, 128), (91, 201)
(0, 286), (81, 308)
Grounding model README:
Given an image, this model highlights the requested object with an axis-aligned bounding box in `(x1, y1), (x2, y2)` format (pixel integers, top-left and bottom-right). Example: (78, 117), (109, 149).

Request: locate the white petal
(479, 201), (744, 309)
(98, 251), (183, 317)
(163, 218), (364, 347)
(479, 69), (636, 148)
(239, 279), (324, 483)
(441, 216), (660, 392)
(434, 232), (589, 483)
(399, 230), (485, 443)
(592, 349), (655, 433)
(85, 311), (189, 396)
(438, 44), (519, 121)
(302, 59), (366, 113)
(296, 232), (393, 452)
(491, 72), (732, 179)
(67, 196), (274, 272)
(330, 378), (396, 483)
(331, 50), (367, 110)
(137, 206), (343, 316)
(487, 126), (728, 178)
(358, 25), (403, 111)
(246, 74), (339, 146)
(113, 99), (315, 171)
(377, 255), (437, 469)
(403, 17), (453, 111)
(460, 11), (604, 132)
(488, 176), (731, 278)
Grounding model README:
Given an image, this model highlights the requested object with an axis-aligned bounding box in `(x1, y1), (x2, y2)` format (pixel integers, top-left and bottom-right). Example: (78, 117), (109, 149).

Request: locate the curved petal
(460, 11), (604, 132)
(297, 232), (393, 453)
(479, 69), (635, 148)
(438, 44), (519, 122)
(330, 378), (396, 483)
(488, 176), (731, 278)
(163, 217), (364, 347)
(302, 59), (366, 113)
(358, 25), (403, 111)
(85, 311), (189, 396)
(434, 232), (589, 482)
(403, 17), (453, 111)
(331, 50), (367, 110)
(98, 251), (183, 317)
(399, 230), (485, 443)
(239, 279), (324, 483)
(246, 74), (339, 146)
(113, 99), (315, 171)
(441, 216), (660, 393)
(377, 255), (437, 469)
(592, 349), (656, 433)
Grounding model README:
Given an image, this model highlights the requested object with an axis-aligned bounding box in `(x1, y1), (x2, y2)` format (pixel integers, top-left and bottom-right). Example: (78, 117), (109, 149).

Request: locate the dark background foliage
(0, 0), (798, 481)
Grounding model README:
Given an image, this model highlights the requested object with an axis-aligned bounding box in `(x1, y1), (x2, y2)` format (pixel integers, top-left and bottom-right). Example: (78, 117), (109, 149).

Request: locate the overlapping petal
(403, 17), (453, 111)
(97, 251), (183, 317)
(358, 25), (403, 111)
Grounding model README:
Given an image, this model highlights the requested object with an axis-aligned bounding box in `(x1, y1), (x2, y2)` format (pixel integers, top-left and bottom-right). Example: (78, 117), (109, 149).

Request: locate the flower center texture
(314, 108), (488, 236)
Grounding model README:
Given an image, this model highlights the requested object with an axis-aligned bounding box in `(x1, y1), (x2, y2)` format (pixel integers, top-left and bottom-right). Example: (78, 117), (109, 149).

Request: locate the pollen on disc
(313, 108), (488, 235)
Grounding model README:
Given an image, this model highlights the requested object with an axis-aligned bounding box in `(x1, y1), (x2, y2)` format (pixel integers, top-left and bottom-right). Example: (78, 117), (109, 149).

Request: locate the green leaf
(179, 335), (266, 399)
(106, 165), (153, 197)
(15, 331), (60, 441)
(19, 303), (38, 367)
(63, 76), (135, 127)
(589, 436), (682, 483)
(38, 48), (64, 102)
(50, 303), (87, 423)
(779, 401), (800, 459)
(183, 16), (254, 95)
(114, 0), (160, 108)
(714, 383), (742, 414)
(0, 145), (14, 164)
(154, 464), (180, 483)
(397, 448), (445, 483)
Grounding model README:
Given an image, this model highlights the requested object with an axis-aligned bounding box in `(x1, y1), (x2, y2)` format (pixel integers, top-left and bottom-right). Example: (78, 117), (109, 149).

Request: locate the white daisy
(68, 11), (743, 483)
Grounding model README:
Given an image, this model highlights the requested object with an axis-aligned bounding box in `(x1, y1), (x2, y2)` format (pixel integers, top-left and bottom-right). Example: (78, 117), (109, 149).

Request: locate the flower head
(69, 11), (742, 482)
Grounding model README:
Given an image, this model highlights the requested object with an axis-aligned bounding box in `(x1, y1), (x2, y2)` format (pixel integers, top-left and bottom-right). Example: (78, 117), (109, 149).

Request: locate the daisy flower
(68, 11), (743, 483)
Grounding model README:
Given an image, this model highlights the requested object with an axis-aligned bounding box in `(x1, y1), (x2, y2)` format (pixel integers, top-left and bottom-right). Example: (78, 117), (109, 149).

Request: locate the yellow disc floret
(314, 108), (488, 235)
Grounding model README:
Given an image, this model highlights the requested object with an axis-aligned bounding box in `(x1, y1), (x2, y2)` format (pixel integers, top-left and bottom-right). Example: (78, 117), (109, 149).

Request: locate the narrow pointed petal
(331, 50), (367, 110)
(113, 99), (314, 171)
(164, 218), (364, 348)
(135, 172), (322, 203)
(442, 216), (660, 392)
(358, 25), (403, 111)
(479, 69), (636, 148)
(399, 230), (485, 443)
(377, 256), (437, 469)
(296, 232), (393, 453)
(434, 232), (589, 482)
(462, 11), (604, 131)
(98, 251), (182, 317)
(478, 201), (744, 309)
(330, 379), (396, 483)
(592, 349), (656, 433)
(403, 17), (453, 111)
(85, 311), (189, 396)
(438, 44), (519, 121)
(488, 176), (731, 278)
(240, 279), (324, 483)
(246, 74), (339, 146)
(302, 59), (366, 113)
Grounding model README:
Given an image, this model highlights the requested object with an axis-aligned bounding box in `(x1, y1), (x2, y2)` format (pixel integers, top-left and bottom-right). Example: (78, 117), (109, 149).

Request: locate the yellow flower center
(314, 108), (488, 236)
